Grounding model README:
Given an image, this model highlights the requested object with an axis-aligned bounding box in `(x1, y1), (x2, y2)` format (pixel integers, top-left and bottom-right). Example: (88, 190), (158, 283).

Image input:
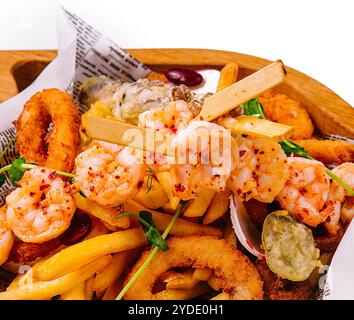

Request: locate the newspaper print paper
(0, 7), (151, 203)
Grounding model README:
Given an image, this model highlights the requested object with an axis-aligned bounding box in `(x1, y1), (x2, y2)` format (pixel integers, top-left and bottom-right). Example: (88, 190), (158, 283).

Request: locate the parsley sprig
(115, 200), (188, 300)
(118, 210), (168, 251)
(241, 98), (354, 196)
(0, 156), (75, 187)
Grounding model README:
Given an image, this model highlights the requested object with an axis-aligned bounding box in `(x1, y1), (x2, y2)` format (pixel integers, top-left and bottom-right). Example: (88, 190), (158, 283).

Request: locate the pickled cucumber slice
(262, 210), (320, 281)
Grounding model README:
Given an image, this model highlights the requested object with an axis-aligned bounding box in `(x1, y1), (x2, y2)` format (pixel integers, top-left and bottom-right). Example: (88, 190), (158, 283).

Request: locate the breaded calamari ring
(292, 139), (354, 164)
(123, 236), (263, 300)
(14, 89), (80, 172)
(259, 89), (314, 139)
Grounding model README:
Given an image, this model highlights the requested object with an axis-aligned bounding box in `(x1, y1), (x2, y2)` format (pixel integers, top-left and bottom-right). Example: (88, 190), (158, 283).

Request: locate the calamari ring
(123, 236), (263, 300)
(15, 89), (80, 172)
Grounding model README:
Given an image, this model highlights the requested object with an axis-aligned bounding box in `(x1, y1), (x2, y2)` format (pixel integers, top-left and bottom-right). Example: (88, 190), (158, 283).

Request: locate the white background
(1, 0), (353, 105)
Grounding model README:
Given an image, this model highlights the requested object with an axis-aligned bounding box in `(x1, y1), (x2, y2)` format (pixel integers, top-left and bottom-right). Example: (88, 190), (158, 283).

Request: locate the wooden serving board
(0, 49), (353, 137)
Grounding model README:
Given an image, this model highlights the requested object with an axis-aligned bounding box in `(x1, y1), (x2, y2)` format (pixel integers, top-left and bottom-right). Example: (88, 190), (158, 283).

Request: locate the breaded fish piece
(259, 89), (314, 139)
(124, 236), (263, 300)
(293, 139), (354, 164)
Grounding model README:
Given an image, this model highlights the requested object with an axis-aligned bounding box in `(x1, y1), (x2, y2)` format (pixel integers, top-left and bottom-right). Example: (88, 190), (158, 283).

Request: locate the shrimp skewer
(169, 121), (235, 200)
(0, 206), (14, 265)
(6, 167), (76, 243)
(228, 137), (288, 203)
(277, 157), (330, 227)
(75, 140), (146, 207)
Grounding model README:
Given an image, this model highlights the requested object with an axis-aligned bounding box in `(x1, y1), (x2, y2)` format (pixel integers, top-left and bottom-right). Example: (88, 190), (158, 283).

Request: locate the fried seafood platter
(0, 53), (353, 301)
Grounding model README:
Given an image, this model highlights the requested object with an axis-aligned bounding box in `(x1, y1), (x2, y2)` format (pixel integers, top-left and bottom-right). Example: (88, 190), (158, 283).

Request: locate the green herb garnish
(241, 98), (354, 196)
(116, 200), (188, 300)
(279, 140), (311, 159)
(242, 97), (266, 119)
(0, 156), (75, 187)
(118, 210), (168, 251)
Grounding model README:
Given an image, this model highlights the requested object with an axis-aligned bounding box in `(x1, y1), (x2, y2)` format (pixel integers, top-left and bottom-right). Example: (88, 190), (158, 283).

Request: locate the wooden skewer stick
(81, 114), (174, 156)
(195, 60), (286, 122)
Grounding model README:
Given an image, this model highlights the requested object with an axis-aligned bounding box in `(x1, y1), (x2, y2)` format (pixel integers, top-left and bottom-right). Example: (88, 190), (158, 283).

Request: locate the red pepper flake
(40, 169), (46, 173)
(259, 151), (265, 155)
(254, 148), (259, 154)
(39, 184), (50, 191)
(29, 192), (36, 197)
(137, 180), (144, 189)
(239, 150), (246, 157)
(89, 186), (95, 192)
(48, 171), (58, 180)
(174, 183), (185, 193)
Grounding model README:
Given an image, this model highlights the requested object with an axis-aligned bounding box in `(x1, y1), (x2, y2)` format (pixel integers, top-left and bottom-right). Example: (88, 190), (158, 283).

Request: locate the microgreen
(117, 210), (168, 251)
(116, 200), (188, 300)
(0, 156), (75, 187)
(241, 97), (266, 119)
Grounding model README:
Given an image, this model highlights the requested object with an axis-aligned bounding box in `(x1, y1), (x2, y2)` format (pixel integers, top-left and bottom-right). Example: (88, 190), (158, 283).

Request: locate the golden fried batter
(255, 260), (313, 300)
(293, 139), (354, 164)
(14, 89), (80, 172)
(259, 89), (314, 139)
(124, 236), (263, 300)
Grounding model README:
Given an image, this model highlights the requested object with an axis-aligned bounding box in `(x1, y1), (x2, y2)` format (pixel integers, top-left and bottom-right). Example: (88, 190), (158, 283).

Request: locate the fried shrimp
(322, 163), (354, 234)
(14, 89), (80, 172)
(5, 167), (76, 243)
(0, 206), (14, 265)
(228, 137), (288, 203)
(292, 139), (354, 164)
(138, 100), (194, 132)
(277, 157), (330, 227)
(259, 89), (314, 139)
(123, 236), (263, 300)
(75, 140), (146, 207)
(169, 121), (234, 200)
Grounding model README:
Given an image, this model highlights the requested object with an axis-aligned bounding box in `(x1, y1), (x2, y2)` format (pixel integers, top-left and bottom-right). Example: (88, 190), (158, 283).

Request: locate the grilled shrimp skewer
(75, 140), (146, 207)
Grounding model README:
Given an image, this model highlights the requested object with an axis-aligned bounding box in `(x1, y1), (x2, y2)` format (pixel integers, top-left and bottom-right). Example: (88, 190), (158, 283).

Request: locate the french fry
(203, 188), (231, 225)
(61, 282), (86, 300)
(207, 274), (221, 291)
(74, 193), (130, 229)
(217, 62), (239, 92)
(159, 270), (183, 283)
(84, 276), (95, 300)
(133, 176), (169, 209)
(211, 291), (230, 300)
(91, 250), (138, 292)
(193, 268), (213, 281)
(0, 256), (111, 300)
(155, 283), (209, 300)
(184, 189), (216, 218)
(166, 269), (199, 290)
(125, 200), (222, 237)
(34, 228), (147, 281)
(155, 172), (180, 209)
